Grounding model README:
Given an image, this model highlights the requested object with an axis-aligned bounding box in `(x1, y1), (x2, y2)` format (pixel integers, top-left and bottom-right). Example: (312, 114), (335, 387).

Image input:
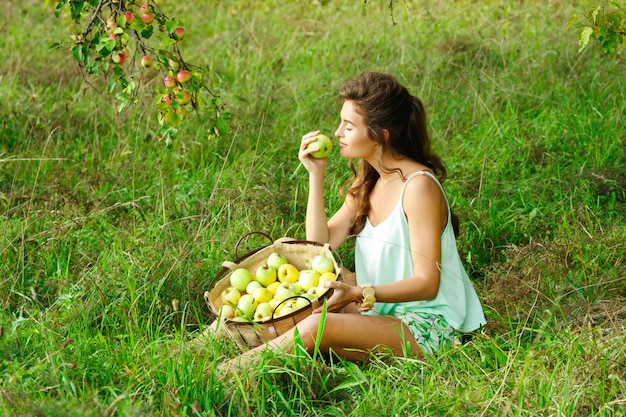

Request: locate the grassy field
(1, 0), (625, 415)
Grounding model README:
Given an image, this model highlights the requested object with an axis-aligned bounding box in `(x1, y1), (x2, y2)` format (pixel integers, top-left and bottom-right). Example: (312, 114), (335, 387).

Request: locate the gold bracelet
(357, 283), (376, 312)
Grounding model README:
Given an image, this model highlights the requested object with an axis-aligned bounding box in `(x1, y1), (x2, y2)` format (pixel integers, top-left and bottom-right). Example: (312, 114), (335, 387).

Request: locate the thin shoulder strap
(401, 171), (448, 203)
(401, 170), (451, 226)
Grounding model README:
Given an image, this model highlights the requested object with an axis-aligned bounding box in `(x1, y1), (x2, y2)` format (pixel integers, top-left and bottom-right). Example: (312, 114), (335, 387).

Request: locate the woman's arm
(318, 176), (446, 311)
(300, 131), (353, 249)
(374, 176), (445, 302)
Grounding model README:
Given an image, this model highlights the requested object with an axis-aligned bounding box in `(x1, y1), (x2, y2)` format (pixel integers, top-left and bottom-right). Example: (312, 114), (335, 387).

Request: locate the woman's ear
(382, 129), (390, 142)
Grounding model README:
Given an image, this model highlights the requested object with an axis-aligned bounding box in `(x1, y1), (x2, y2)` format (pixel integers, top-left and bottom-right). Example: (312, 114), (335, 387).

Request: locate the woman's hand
(299, 130), (328, 174)
(312, 281), (361, 314)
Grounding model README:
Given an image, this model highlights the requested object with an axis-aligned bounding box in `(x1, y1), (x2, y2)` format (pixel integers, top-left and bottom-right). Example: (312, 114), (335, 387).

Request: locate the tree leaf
(578, 26), (594, 53)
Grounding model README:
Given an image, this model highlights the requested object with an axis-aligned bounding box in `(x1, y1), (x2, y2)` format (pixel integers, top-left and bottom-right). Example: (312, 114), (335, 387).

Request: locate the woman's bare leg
(221, 312), (422, 370)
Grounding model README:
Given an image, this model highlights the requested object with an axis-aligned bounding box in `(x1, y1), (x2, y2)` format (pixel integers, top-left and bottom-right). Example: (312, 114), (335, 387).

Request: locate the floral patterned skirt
(396, 311), (462, 355)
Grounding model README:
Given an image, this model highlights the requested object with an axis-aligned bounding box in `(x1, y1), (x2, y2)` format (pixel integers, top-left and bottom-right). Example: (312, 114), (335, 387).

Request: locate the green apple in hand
(306, 134), (333, 159)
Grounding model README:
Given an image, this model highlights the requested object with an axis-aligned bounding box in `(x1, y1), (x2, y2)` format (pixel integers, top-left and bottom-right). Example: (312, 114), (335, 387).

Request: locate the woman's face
(334, 100), (377, 161)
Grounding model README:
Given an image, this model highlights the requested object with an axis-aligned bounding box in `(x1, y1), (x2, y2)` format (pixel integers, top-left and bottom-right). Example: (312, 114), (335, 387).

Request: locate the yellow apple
(318, 272), (337, 286)
(252, 287), (273, 304)
(266, 281), (281, 296)
(277, 263), (299, 283)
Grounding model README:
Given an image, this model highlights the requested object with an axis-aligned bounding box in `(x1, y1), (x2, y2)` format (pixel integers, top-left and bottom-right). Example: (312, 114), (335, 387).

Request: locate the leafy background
(1, 0), (625, 416)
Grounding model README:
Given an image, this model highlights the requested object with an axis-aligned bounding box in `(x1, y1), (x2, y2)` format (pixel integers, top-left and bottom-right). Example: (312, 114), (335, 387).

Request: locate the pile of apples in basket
(218, 252), (337, 322)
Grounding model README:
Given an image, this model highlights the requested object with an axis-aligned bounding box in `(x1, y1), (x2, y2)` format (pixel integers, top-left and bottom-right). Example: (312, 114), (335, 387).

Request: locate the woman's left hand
(312, 281), (360, 314)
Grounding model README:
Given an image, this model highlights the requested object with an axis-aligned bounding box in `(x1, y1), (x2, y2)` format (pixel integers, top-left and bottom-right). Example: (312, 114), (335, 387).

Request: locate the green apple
(246, 280), (263, 295)
(298, 269), (320, 291)
(175, 90), (191, 105)
(220, 286), (241, 307)
(277, 263), (299, 283)
(267, 252), (288, 270)
(306, 133), (333, 159)
(307, 286), (328, 298)
(218, 304), (236, 319)
(230, 268), (253, 292)
(309, 255), (334, 274)
(274, 282), (296, 302)
(252, 287), (273, 304)
(255, 264), (277, 287)
(236, 297), (255, 319)
(239, 293), (256, 306)
(278, 300), (299, 317)
(292, 283), (305, 295)
(253, 302), (272, 322)
(294, 297), (311, 309)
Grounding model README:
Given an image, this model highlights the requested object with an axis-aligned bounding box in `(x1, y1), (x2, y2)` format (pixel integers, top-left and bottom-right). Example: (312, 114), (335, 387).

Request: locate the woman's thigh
(296, 312), (423, 361)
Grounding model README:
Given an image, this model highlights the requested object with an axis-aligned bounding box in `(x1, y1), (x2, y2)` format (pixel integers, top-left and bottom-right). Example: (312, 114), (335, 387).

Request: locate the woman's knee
(295, 313), (333, 350)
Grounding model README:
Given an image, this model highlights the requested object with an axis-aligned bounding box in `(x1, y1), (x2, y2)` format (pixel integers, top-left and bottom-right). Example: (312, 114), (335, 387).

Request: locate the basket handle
(234, 232), (274, 260)
(271, 295), (320, 320)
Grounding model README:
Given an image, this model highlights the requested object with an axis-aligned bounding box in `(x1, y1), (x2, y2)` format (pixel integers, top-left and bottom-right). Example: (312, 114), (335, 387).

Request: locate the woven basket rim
(206, 238), (342, 327)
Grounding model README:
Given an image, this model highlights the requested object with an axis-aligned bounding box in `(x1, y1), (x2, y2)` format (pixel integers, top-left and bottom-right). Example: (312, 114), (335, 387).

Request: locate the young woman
(224, 71), (486, 368)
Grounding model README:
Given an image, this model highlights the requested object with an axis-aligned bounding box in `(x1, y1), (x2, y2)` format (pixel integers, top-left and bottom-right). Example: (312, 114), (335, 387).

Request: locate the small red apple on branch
(53, 0), (230, 146)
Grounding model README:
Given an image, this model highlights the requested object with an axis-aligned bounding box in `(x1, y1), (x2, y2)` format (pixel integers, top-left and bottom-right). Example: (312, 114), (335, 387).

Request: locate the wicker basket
(204, 233), (343, 351)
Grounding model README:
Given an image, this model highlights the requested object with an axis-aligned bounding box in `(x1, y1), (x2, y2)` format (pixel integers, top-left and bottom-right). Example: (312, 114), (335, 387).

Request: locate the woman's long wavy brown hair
(339, 72), (459, 236)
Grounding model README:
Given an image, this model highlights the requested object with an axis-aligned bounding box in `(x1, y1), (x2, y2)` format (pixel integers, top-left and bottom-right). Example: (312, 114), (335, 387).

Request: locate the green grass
(1, 0), (625, 415)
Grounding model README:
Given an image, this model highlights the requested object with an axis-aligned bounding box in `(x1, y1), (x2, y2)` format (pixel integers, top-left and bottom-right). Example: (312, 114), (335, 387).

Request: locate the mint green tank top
(354, 171), (486, 332)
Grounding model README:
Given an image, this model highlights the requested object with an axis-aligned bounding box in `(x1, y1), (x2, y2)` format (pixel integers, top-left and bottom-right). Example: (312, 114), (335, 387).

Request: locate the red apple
(164, 75), (177, 89)
(111, 51), (126, 64)
(139, 3), (151, 14)
(172, 27), (185, 41)
(176, 70), (191, 83)
(124, 11), (134, 24)
(140, 55), (153, 68)
(168, 54), (181, 70)
(141, 13), (154, 24)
